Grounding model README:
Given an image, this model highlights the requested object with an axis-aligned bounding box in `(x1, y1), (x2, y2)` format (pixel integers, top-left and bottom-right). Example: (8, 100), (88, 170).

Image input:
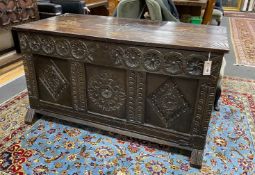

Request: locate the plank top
(13, 14), (229, 53)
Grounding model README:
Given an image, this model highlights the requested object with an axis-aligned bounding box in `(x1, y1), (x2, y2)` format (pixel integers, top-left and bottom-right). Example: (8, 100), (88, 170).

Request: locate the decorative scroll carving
(186, 54), (206, 75)
(56, 39), (70, 57)
(124, 47), (142, 68)
(88, 72), (126, 112)
(41, 37), (55, 54)
(127, 71), (146, 122)
(38, 60), (69, 101)
(70, 40), (88, 60)
(22, 55), (38, 98)
(111, 46), (124, 65)
(143, 49), (162, 71)
(164, 52), (183, 74)
(70, 61), (87, 111)
(150, 79), (191, 128)
(0, 0), (39, 28)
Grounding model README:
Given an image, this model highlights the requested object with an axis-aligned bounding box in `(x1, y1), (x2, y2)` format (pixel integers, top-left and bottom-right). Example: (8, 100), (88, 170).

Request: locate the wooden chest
(13, 14), (229, 168)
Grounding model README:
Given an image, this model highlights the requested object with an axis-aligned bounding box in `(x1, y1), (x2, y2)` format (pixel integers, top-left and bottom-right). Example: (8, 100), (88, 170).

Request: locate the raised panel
(34, 55), (72, 107)
(86, 65), (126, 119)
(146, 74), (197, 133)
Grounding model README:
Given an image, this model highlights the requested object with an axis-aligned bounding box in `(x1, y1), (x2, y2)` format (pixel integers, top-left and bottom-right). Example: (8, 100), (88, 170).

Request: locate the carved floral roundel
(143, 49), (162, 71)
(124, 47), (142, 68)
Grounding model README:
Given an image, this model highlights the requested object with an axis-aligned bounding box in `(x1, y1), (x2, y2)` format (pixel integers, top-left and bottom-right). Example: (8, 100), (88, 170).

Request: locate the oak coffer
(12, 14), (229, 168)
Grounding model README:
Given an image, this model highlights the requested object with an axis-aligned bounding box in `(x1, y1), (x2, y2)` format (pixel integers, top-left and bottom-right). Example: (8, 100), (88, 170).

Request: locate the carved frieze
(38, 60), (69, 101)
(150, 79), (191, 128)
(19, 32), (223, 78)
(88, 71), (126, 112)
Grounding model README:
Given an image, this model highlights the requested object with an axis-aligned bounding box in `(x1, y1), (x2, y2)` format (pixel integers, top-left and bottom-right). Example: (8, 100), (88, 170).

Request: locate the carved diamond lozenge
(150, 79), (190, 128)
(39, 60), (68, 101)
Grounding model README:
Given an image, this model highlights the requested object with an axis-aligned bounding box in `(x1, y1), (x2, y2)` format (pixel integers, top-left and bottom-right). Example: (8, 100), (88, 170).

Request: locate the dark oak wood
(25, 108), (37, 124)
(13, 14), (229, 168)
(13, 14), (228, 53)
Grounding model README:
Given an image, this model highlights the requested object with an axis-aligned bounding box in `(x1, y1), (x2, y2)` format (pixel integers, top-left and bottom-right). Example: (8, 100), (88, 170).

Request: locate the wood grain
(13, 14), (229, 53)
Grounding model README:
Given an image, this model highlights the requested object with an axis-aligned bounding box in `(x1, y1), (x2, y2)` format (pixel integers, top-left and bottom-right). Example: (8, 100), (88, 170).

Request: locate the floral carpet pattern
(0, 77), (255, 175)
(225, 12), (255, 19)
(0, 91), (29, 141)
(229, 17), (255, 67)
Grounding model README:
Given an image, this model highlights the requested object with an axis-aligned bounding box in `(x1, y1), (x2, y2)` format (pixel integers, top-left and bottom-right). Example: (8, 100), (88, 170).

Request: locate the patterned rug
(229, 17), (255, 67)
(225, 11), (255, 19)
(0, 77), (255, 175)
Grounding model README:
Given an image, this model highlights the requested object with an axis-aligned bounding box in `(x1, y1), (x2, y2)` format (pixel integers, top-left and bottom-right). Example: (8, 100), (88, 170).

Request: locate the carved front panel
(146, 74), (198, 133)
(86, 65), (126, 118)
(0, 0), (39, 28)
(34, 55), (72, 108)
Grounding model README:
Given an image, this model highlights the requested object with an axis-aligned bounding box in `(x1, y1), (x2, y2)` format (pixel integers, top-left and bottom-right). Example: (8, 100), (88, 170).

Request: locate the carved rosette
(150, 79), (191, 128)
(164, 52), (183, 74)
(56, 39), (70, 57)
(186, 54), (205, 75)
(70, 40), (88, 60)
(88, 72), (126, 112)
(124, 47), (142, 68)
(143, 49), (162, 71)
(41, 37), (55, 54)
(29, 35), (40, 52)
(111, 47), (124, 65)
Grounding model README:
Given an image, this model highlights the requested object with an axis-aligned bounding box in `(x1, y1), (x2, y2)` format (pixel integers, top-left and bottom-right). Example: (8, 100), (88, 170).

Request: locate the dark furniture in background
(13, 14), (229, 168)
(37, 0), (87, 19)
(173, 0), (207, 22)
(86, 0), (109, 16)
(0, 0), (39, 28)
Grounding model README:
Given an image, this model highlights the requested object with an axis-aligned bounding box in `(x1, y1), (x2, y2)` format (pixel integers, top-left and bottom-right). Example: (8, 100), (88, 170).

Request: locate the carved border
(18, 32), (224, 78)
(22, 54), (38, 99)
(126, 71), (146, 123)
(191, 79), (218, 149)
(70, 61), (87, 111)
